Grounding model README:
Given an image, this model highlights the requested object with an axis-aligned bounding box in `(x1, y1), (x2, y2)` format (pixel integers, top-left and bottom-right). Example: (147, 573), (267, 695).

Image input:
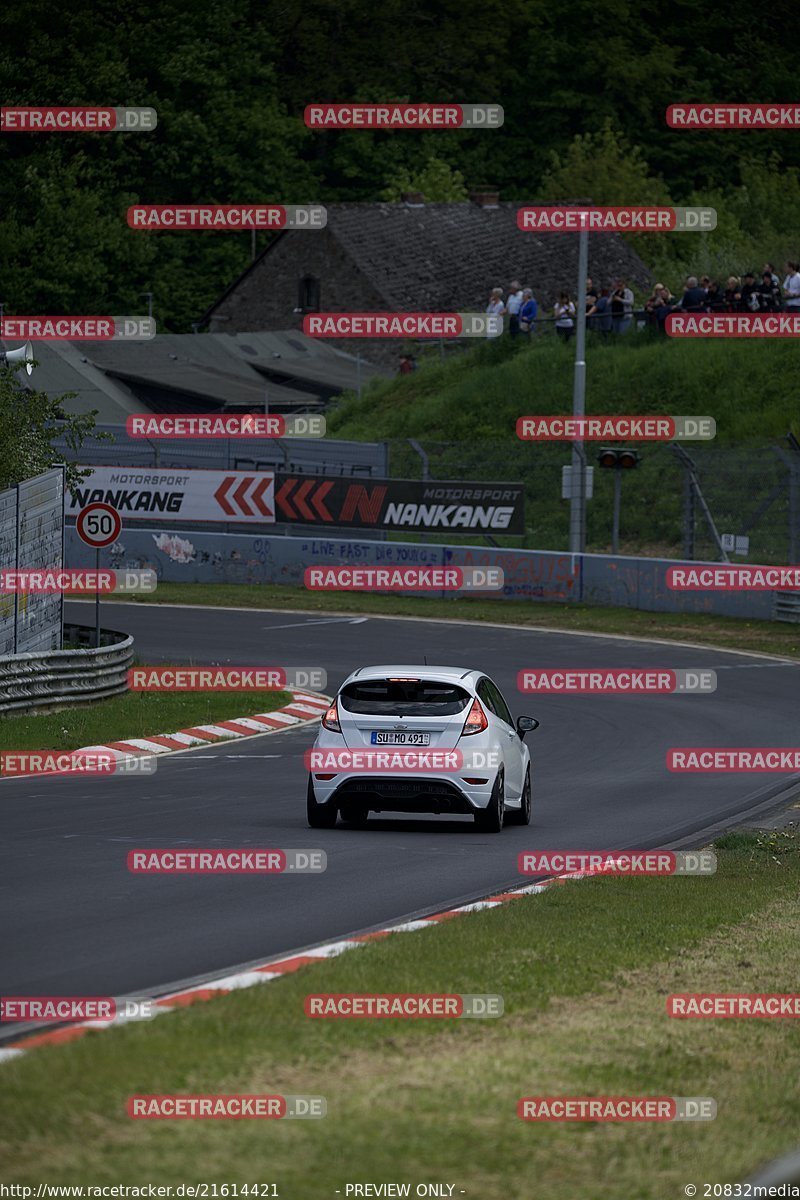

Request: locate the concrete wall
(65, 527), (776, 620)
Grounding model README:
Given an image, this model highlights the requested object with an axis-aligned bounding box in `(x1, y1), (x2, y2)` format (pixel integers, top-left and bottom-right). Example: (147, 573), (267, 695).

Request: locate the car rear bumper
(310, 772), (494, 813)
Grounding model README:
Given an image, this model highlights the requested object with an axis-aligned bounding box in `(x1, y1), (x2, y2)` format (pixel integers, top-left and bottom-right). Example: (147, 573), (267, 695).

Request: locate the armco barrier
(0, 624), (133, 715)
(64, 528), (779, 620)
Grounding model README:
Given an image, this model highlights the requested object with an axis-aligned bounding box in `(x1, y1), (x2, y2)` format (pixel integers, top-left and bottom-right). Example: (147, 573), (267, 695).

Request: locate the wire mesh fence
(388, 439), (800, 562)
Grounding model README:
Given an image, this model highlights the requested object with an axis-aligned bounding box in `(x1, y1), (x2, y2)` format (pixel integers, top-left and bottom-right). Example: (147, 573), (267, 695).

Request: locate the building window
(298, 274), (321, 311)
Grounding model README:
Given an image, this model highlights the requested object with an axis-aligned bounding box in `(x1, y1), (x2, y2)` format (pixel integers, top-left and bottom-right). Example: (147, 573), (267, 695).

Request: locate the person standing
(677, 275), (707, 312)
(519, 288), (538, 336)
(505, 280), (524, 336)
(739, 271), (761, 312)
(587, 287), (613, 338)
(485, 287), (505, 337)
(757, 271), (781, 312)
(611, 280), (633, 335)
(783, 261), (800, 312)
(554, 292), (576, 342)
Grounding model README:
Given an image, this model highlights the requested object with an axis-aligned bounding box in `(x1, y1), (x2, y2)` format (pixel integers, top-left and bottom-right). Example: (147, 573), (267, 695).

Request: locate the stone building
(201, 194), (653, 365)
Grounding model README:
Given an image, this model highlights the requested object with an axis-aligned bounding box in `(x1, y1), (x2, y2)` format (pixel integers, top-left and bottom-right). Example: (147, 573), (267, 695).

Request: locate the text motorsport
(0, 106), (157, 132)
(304, 566), (504, 592)
(128, 1095), (326, 1120)
(517, 1097), (717, 1122)
(518, 850), (717, 876)
(127, 205), (326, 231)
(303, 313), (502, 338)
(127, 849), (326, 874)
(0, 570), (157, 595)
(0, 751), (156, 777)
(304, 994), (503, 1018)
(667, 748), (800, 772)
(0, 317), (155, 340)
(128, 667), (327, 692)
(304, 103), (503, 129)
(516, 416), (716, 441)
(517, 669), (717, 694)
(125, 414), (325, 438)
(667, 565), (800, 591)
(667, 313), (800, 338)
(516, 206), (717, 232)
(306, 748), (502, 773)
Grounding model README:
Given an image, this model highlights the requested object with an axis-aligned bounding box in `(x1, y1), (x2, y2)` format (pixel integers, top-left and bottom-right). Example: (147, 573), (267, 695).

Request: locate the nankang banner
(274, 475), (525, 533)
(68, 466), (275, 523)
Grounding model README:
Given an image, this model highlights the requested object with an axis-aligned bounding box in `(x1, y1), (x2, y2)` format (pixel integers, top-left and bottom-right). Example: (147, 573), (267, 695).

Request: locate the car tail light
(461, 698), (488, 737)
(322, 700), (341, 732)
(462, 777), (488, 785)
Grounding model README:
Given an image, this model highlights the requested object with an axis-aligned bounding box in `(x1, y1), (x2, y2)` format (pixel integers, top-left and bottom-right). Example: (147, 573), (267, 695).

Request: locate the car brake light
(461, 698), (488, 736)
(322, 700), (341, 732)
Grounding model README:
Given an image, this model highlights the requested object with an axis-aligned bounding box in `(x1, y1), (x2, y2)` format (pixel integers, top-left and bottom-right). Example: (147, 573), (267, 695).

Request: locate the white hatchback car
(306, 665), (539, 832)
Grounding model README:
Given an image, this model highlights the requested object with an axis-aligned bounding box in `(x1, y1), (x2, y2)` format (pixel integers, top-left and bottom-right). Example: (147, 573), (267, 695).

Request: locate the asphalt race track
(3, 601), (799, 1004)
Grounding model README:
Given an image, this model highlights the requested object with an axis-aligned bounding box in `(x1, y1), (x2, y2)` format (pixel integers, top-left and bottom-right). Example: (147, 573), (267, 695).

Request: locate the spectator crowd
(484, 262), (800, 342)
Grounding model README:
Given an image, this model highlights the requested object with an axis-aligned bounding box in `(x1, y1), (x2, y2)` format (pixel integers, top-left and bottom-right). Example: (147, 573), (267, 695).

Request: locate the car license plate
(370, 731), (431, 746)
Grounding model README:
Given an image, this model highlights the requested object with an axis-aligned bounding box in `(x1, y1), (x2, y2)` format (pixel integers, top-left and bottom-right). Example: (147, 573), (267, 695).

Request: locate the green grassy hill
(327, 332), (800, 559)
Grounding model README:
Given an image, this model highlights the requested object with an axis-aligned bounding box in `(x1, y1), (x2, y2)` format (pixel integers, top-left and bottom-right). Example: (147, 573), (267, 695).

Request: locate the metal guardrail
(773, 592), (800, 622)
(0, 623), (133, 715)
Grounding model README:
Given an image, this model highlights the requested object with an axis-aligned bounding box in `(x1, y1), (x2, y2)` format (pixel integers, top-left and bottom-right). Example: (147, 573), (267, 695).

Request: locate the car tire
(475, 769), (505, 833)
(506, 766), (532, 826)
(307, 776), (337, 829)
(339, 800), (370, 828)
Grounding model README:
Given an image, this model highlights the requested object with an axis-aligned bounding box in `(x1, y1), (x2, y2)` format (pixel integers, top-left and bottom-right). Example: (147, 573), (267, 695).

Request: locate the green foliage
(539, 121), (672, 206)
(0, 366), (110, 491)
(381, 157), (469, 201)
(1, 1), (799, 326)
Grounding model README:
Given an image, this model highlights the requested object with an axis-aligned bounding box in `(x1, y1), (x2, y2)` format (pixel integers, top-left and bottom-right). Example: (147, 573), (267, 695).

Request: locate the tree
(0, 365), (111, 492)
(381, 157), (469, 201)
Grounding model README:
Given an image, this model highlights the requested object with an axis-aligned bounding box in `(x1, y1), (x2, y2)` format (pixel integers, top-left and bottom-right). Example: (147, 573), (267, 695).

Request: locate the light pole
(139, 292), (154, 322)
(569, 229), (589, 554)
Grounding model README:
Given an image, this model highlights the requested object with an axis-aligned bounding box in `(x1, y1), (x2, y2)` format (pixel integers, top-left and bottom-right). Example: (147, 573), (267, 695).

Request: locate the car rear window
(340, 679), (471, 717)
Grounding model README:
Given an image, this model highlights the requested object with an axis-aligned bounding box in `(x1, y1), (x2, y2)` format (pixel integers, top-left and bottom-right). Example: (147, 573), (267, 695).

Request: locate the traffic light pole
(569, 230), (589, 554)
(612, 468), (622, 555)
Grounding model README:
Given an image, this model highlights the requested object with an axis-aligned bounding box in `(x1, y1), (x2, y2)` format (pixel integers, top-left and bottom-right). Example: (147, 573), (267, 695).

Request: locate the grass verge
(0, 687), (292, 752)
(109, 582), (800, 659)
(1, 833), (799, 1194)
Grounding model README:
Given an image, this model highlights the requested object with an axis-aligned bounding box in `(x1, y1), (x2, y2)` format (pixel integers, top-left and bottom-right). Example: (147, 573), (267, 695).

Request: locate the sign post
(75, 502), (122, 647)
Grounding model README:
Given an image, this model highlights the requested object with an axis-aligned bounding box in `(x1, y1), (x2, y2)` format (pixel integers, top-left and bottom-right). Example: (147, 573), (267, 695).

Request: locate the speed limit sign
(76, 502), (122, 548)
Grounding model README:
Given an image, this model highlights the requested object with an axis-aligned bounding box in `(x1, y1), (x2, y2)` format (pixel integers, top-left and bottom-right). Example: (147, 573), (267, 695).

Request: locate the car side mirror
(517, 716), (539, 738)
